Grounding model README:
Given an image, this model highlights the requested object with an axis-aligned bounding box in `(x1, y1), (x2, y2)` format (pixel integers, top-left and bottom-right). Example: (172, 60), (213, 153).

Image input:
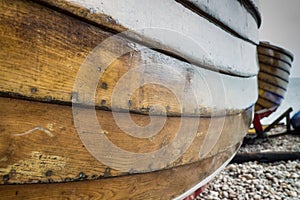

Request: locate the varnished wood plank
(0, 1), (257, 198)
(0, 145), (238, 200)
(0, 97), (252, 184)
(0, 0), (257, 116)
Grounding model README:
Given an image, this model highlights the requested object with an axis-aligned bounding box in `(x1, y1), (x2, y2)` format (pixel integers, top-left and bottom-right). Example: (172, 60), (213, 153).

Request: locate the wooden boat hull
(255, 42), (293, 112)
(0, 0), (259, 198)
(0, 143), (239, 200)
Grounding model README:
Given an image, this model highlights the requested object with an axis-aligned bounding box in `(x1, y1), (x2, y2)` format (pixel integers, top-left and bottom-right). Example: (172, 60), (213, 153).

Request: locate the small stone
(265, 173), (273, 180)
(244, 174), (253, 180)
(287, 190), (297, 197)
(222, 185), (229, 191)
(227, 164), (237, 171)
(274, 195), (281, 200)
(222, 191), (228, 198)
(253, 194), (261, 200)
(291, 173), (299, 178)
(210, 191), (219, 197)
(229, 193), (236, 198)
(213, 184), (221, 190)
(272, 177), (278, 184)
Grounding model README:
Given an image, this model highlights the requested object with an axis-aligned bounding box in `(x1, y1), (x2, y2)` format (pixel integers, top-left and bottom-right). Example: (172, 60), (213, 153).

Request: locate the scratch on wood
(13, 126), (53, 137)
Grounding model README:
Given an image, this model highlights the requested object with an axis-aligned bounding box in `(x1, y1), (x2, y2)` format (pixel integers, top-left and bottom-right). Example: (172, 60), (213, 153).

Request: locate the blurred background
(258, 0), (300, 124)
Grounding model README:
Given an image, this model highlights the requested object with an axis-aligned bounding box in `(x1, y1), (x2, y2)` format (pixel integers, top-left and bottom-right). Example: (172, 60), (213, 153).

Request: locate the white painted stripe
(66, 0), (259, 77)
(138, 48), (258, 112)
(185, 0), (259, 43)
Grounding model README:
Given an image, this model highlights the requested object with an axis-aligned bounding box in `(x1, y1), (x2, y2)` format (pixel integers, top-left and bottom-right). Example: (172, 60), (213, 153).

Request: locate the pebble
(195, 134), (300, 200)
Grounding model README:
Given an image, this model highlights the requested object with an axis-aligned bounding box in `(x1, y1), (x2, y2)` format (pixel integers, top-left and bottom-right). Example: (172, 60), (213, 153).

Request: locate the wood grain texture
(0, 144), (239, 200)
(0, 1), (256, 198)
(0, 97), (252, 184)
(0, 0), (257, 116)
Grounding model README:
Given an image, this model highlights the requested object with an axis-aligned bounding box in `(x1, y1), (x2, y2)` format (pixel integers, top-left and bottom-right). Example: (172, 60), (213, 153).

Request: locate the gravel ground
(240, 130), (300, 153)
(195, 132), (300, 200)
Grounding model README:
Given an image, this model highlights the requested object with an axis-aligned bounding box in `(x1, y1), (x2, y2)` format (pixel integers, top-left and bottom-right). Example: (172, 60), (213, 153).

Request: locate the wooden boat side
(255, 96), (281, 111)
(0, 97), (252, 184)
(0, 0), (257, 116)
(258, 63), (290, 81)
(258, 89), (283, 105)
(258, 72), (289, 89)
(32, 0), (259, 77)
(258, 55), (291, 73)
(259, 42), (294, 61)
(0, 0), (258, 197)
(255, 42), (293, 112)
(258, 81), (286, 96)
(257, 48), (293, 64)
(0, 144), (239, 200)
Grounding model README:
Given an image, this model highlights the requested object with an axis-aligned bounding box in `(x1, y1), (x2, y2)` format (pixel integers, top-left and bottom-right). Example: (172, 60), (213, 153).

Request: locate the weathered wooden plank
(34, 0), (259, 77)
(0, 0), (257, 116)
(0, 97), (252, 184)
(0, 145), (239, 200)
(0, 0), (258, 198)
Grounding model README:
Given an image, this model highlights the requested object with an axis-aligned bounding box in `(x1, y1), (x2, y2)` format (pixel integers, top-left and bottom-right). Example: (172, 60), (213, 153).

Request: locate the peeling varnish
(0, 151), (67, 183)
(47, 123), (55, 131)
(13, 126), (53, 137)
